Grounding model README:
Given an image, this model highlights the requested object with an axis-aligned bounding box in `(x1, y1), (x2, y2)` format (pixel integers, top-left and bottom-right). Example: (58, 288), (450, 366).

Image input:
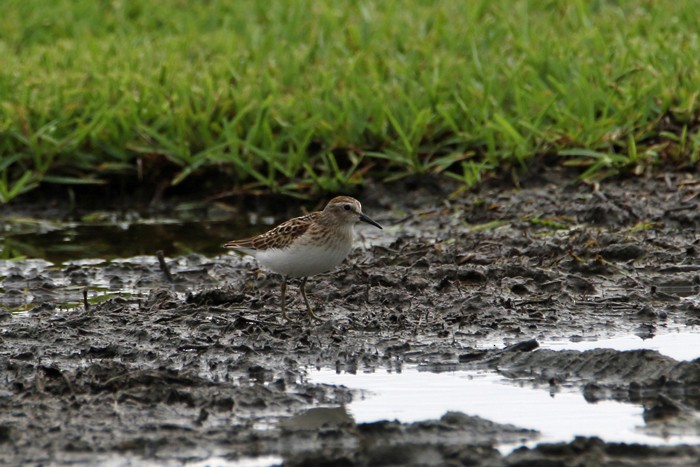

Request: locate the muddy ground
(2, 168), (700, 466)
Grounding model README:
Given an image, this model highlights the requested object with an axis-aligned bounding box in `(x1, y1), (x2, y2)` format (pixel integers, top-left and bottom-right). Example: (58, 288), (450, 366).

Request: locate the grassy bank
(1, 0), (699, 203)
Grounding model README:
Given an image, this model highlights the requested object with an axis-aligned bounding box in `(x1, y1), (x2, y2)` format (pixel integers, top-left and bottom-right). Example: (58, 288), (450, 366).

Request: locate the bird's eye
(343, 204), (351, 211)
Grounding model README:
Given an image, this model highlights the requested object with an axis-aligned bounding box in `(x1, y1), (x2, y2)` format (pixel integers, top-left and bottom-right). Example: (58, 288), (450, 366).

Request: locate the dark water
(1, 219), (264, 263)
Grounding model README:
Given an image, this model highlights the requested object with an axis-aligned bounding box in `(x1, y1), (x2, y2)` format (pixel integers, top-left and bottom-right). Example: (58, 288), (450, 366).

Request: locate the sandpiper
(224, 196), (382, 321)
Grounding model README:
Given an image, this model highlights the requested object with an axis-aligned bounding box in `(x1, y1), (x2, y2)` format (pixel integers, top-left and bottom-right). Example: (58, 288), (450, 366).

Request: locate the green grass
(1, 0), (699, 203)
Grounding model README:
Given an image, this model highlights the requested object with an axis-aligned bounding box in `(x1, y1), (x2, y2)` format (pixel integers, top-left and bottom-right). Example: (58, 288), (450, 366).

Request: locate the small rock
(643, 394), (682, 422)
(0, 308), (11, 321)
(457, 269), (487, 283)
(566, 275), (595, 293)
(600, 244), (645, 261)
(280, 407), (354, 431)
(503, 339), (539, 352)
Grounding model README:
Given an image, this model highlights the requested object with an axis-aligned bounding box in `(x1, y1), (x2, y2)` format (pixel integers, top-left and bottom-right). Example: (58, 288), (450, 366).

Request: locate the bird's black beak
(359, 213), (382, 229)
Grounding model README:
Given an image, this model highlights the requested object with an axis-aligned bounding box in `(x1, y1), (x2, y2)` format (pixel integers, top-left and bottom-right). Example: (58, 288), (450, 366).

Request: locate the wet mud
(2, 170), (700, 465)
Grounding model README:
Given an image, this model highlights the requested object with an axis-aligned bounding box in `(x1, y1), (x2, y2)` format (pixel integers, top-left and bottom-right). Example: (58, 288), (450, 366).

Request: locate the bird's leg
(300, 277), (321, 321)
(280, 277), (290, 322)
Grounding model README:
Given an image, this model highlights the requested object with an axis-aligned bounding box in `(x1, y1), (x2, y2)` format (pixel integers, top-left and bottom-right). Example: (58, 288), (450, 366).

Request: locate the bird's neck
(312, 216), (354, 247)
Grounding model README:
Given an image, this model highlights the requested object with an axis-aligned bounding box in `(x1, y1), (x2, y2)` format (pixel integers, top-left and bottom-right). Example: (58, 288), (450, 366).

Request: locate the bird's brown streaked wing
(224, 212), (318, 251)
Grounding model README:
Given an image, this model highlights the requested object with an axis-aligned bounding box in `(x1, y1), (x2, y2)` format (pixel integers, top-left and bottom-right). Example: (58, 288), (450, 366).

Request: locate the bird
(224, 196), (382, 321)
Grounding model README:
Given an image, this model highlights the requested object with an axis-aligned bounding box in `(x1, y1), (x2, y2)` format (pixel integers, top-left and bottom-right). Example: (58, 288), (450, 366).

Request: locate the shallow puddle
(0, 256), (156, 311)
(1, 219), (253, 263)
(540, 330), (700, 361)
(185, 455), (283, 467)
(309, 366), (700, 451)
(100, 453), (282, 467)
(310, 328), (700, 450)
(476, 327), (700, 362)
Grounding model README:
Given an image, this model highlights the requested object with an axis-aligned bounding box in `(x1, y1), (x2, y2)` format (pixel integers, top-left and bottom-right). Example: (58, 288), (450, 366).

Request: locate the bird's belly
(255, 243), (351, 278)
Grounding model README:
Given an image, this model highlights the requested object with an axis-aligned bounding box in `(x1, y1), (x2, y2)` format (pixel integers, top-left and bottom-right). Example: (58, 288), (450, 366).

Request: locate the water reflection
(540, 331), (700, 361)
(310, 367), (700, 450)
(1, 219), (261, 263)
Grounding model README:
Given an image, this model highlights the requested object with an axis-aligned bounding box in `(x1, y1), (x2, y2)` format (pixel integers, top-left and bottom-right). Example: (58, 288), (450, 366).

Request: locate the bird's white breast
(254, 238), (353, 278)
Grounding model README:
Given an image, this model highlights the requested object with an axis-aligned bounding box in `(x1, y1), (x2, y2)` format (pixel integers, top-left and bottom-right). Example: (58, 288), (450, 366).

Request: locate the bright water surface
(310, 330), (700, 452)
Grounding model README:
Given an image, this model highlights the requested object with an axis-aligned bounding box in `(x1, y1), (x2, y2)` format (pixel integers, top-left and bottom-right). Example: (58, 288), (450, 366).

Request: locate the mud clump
(2, 171), (700, 465)
(507, 437), (700, 467)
